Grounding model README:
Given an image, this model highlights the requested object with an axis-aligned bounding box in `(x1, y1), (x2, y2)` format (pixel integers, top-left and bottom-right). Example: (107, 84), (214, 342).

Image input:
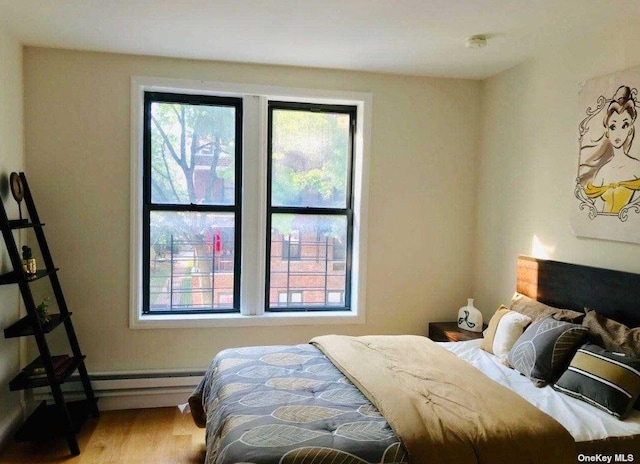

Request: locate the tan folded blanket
(311, 334), (575, 464)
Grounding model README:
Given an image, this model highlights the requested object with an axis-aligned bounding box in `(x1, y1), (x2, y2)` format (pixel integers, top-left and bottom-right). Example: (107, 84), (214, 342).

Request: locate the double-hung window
(267, 102), (355, 312)
(130, 78), (371, 327)
(142, 92), (242, 314)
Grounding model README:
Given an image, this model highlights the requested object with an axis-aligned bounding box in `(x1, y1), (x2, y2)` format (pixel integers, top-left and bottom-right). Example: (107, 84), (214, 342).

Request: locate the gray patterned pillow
(507, 316), (589, 387)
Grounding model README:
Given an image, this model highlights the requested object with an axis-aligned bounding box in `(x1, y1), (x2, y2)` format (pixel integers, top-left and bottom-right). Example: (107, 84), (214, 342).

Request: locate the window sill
(130, 310), (365, 329)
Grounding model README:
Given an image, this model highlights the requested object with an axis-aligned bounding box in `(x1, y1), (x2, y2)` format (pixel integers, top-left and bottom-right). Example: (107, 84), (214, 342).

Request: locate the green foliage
(150, 101), (236, 205)
(152, 232), (171, 257)
(36, 297), (50, 323)
(271, 214), (295, 236)
(271, 109), (349, 208)
(149, 100), (237, 241)
(270, 109), (351, 240)
(148, 101), (352, 245)
(271, 213), (346, 240)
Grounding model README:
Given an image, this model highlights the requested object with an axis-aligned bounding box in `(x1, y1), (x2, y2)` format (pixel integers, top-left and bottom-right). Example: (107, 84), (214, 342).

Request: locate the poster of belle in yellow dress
(572, 68), (640, 244)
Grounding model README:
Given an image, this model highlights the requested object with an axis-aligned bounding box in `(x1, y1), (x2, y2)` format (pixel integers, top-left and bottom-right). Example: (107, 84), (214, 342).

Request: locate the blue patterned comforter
(190, 344), (408, 464)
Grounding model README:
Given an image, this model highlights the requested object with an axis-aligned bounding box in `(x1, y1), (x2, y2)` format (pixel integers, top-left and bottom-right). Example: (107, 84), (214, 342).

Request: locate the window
(327, 291), (344, 305)
(281, 230), (301, 260)
(218, 293), (234, 305)
(267, 102), (355, 312)
(278, 290), (303, 306)
(142, 92), (242, 314)
(131, 77), (371, 328)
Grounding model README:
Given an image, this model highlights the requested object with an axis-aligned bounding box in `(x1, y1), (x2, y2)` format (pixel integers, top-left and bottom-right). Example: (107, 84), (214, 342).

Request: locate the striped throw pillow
(553, 343), (640, 418)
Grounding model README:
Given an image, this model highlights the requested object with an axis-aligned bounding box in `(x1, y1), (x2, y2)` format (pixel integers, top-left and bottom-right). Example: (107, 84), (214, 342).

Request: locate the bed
(189, 256), (640, 463)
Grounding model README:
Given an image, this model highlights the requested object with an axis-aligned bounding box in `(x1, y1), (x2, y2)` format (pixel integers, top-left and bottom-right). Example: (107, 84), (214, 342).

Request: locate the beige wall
(474, 16), (640, 315)
(0, 28), (24, 443)
(23, 48), (480, 372)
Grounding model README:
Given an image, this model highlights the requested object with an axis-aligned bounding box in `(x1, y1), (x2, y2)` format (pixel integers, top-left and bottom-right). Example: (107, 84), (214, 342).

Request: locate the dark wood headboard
(517, 255), (640, 328)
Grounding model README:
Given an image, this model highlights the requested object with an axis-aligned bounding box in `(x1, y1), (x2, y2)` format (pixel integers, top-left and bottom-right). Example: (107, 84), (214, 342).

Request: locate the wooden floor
(0, 407), (206, 464)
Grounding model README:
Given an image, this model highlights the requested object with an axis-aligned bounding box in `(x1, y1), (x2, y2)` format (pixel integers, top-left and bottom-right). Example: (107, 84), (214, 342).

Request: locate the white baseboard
(0, 404), (23, 450)
(92, 391), (195, 411)
(33, 370), (204, 411)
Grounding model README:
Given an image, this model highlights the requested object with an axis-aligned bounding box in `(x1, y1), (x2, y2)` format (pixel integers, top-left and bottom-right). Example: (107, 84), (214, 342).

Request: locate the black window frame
(142, 91), (243, 315)
(265, 101), (356, 312)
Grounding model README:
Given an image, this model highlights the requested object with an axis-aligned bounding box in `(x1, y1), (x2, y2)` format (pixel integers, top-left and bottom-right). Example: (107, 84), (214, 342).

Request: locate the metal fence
(270, 236), (346, 308)
(148, 236), (346, 311)
(149, 237), (234, 311)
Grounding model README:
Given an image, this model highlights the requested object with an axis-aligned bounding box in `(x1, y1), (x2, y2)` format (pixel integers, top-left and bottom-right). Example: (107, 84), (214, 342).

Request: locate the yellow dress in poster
(584, 178), (640, 214)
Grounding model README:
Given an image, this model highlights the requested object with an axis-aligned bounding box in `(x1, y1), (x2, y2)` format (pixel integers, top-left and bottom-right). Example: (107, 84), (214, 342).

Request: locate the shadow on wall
(0, 170), (12, 273)
(0, 171), (8, 199)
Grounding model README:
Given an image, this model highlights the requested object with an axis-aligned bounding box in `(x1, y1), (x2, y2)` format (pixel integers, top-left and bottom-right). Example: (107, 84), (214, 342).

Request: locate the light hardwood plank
(0, 407), (206, 464)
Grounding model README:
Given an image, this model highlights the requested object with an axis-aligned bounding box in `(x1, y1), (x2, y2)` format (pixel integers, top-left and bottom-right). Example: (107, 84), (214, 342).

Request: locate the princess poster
(572, 67), (640, 244)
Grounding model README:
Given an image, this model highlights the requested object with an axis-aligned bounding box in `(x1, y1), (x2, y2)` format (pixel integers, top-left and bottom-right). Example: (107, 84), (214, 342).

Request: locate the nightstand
(428, 321), (486, 342)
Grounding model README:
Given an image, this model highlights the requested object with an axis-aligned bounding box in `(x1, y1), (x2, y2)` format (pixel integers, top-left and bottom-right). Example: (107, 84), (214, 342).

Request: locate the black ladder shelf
(1, 172), (98, 456)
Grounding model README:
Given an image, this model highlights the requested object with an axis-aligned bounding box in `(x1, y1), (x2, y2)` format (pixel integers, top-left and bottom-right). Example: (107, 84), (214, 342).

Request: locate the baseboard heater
(32, 370), (206, 411)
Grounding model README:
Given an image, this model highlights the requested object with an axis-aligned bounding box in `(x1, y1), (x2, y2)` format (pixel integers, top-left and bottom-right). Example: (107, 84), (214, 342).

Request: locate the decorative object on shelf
(21, 245), (36, 276)
(9, 172), (27, 224)
(35, 297), (51, 324)
(457, 298), (483, 333)
(22, 354), (70, 380)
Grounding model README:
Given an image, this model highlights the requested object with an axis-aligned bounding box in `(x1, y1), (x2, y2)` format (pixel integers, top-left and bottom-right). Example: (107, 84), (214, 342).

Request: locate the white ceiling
(0, 0), (636, 79)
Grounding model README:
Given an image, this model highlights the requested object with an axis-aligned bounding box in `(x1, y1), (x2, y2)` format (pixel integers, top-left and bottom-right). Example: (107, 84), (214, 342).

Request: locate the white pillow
(481, 307), (531, 361)
(492, 311), (532, 358)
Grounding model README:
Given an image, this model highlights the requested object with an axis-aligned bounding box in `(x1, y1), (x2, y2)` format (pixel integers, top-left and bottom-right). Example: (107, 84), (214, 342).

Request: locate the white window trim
(129, 76), (372, 328)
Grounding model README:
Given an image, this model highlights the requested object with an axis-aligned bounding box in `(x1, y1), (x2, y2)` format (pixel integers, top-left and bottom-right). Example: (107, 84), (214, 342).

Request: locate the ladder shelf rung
(9, 355), (86, 391)
(3, 313), (71, 339)
(4, 220), (45, 230)
(0, 268), (59, 285)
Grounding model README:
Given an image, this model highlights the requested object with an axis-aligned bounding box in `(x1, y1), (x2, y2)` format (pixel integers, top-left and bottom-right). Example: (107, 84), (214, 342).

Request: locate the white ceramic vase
(457, 298), (483, 332)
